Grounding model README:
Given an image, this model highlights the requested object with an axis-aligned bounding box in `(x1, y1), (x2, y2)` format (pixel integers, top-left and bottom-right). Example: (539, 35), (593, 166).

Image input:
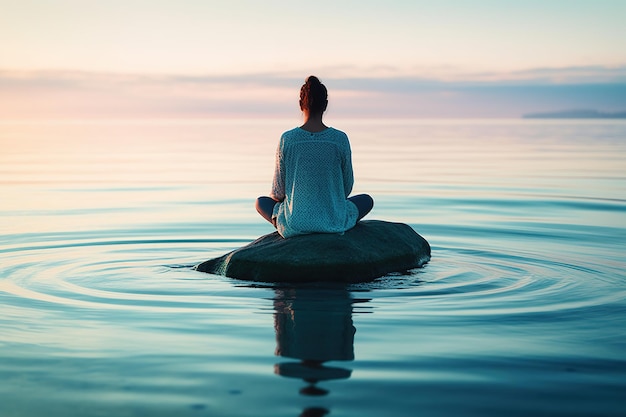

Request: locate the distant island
(523, 109), (626, 119)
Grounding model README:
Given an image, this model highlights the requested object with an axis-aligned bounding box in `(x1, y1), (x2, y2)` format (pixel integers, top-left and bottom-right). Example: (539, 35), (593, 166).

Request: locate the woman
(256, 76), (373, 238)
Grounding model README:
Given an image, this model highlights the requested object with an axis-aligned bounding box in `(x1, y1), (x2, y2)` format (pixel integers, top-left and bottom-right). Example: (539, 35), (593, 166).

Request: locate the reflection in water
(273, 287), (366, 416)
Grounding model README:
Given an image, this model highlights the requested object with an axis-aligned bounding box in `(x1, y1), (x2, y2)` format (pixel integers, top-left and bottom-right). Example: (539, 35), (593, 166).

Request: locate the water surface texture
(1, 119), (625, 416)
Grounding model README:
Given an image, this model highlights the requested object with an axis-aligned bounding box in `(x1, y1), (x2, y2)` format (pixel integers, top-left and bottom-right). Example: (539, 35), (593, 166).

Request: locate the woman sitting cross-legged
(256, 75), (373, 238)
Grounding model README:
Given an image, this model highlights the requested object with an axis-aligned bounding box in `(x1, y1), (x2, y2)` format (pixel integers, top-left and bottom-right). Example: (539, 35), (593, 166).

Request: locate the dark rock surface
(195, 220), (430, 283)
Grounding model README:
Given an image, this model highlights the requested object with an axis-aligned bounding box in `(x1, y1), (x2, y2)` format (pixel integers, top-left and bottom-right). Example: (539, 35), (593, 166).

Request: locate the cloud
(459, 65), (626, 84)
(0, 70), (298, 119)
(1, 66), (625, 119)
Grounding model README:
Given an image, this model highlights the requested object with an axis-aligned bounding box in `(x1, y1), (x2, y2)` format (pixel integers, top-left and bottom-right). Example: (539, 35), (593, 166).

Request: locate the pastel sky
(1, 0), (626, 118)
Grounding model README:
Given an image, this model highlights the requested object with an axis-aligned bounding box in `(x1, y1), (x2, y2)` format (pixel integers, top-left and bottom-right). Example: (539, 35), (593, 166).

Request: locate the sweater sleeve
(342, 136), (354, 197)
(270, 139), (285, 201)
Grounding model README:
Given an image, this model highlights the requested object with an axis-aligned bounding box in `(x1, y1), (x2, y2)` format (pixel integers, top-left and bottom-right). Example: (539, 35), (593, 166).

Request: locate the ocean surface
(1, 119), (625, 417)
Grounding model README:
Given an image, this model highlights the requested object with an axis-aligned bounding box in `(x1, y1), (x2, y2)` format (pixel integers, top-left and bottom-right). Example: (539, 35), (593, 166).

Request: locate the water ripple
(1, 238), (246, 313)
(1, 232), (623, 324)
(351, 245), (625, 319)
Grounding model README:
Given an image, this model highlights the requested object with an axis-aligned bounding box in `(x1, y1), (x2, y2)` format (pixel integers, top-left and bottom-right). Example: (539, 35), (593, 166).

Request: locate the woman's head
(299, 76), (328, 115)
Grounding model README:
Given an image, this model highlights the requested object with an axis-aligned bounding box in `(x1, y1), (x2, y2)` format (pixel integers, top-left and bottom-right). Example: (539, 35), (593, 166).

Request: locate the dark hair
(299, 76), (328, 114)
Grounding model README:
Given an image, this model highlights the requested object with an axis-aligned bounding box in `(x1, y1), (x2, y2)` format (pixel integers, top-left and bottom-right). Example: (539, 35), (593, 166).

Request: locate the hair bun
(306, 75), (321, 86)
(300, 75), (328, 114)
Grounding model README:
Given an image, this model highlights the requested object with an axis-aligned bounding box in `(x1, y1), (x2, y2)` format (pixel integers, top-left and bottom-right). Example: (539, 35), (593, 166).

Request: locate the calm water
(1, 119), (625, 416)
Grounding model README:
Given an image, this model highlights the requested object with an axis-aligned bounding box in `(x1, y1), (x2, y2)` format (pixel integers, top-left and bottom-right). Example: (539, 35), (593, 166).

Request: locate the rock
(195, 220), (430, 283)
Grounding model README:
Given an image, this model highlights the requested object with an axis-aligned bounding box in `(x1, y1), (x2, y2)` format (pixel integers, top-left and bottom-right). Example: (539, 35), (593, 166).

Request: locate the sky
(1, 0), (625, 119)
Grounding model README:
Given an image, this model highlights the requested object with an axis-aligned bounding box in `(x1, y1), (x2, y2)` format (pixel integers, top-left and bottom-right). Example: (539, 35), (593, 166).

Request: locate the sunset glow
(1, 0), (625, 118)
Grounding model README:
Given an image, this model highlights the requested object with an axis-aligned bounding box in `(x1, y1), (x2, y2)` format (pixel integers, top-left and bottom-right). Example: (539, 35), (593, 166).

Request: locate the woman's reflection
(273, 286), (363, 399)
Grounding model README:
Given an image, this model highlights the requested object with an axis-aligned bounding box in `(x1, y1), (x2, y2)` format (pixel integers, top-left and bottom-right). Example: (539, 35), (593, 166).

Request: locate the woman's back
(271, 127), (359, 238)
